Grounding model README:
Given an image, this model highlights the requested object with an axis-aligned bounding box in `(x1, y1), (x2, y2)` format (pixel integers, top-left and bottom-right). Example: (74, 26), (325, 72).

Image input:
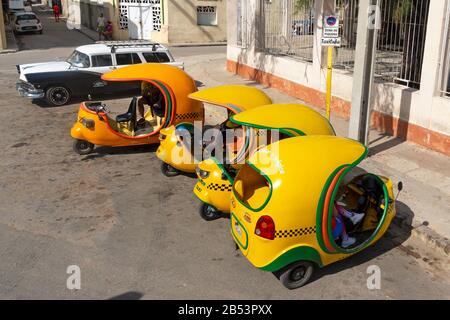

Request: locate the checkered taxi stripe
(275, 226), (316, 238)
(175, 112), (202, 120)
(206, 183), (232, 192)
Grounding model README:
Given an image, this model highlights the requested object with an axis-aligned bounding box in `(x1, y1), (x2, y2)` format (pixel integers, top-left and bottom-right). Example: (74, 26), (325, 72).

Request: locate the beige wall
(166, 0), (226, 44)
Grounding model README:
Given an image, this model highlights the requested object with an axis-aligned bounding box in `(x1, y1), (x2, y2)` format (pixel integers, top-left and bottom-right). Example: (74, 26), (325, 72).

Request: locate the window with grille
(262, 0), (315, 62)
(334, 0), (430, 89)
(197, 6), (217, 26)
(440, 1), (450, 97)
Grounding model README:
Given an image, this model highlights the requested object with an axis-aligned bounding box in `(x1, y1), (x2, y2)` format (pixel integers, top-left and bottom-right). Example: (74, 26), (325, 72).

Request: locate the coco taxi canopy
(188, 84), (273, 113)
(229, 103), (336, 137)
(229, 136), (396, 289)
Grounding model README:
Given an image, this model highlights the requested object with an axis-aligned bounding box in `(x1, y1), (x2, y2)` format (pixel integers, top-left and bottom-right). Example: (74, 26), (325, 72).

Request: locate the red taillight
(255, 215), (275, 240)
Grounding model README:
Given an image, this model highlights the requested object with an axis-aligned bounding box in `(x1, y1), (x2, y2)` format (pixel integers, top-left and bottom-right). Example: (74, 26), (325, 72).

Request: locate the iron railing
(334, 0), (430, 89)
(440, 0), (450, 97)
(262, 0), (315, 62)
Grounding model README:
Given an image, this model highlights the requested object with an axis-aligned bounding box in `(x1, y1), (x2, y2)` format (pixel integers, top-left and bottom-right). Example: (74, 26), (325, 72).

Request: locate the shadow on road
(108, 291), (143, 300)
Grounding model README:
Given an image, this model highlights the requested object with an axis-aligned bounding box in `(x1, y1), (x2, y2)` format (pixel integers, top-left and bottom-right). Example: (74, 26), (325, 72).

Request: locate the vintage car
(16, 40), (183, 106)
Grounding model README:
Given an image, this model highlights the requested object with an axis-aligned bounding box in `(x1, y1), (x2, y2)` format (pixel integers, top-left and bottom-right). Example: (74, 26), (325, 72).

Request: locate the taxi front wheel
(73, 139), (94, 155)
(161, 163), (180, 177)
(199, 203), (222, 221)
(278, 261), (314, 290)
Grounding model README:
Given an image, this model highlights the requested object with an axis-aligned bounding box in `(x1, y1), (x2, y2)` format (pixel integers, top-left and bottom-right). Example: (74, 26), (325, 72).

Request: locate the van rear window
(233, 164), (271, 211)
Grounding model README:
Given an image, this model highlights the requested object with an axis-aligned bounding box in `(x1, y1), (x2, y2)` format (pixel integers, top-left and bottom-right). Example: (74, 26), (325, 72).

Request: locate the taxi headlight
(81, 118), (95, 129)
(196, 167), (210, 179)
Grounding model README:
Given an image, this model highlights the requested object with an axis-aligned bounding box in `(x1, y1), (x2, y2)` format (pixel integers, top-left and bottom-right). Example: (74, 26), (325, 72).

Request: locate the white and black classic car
(16, 40), (184, 106)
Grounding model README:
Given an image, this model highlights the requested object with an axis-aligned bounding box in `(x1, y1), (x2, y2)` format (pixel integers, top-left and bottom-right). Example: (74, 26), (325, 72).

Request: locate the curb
(392, 213), (450, 257)
(75, 27), (96, 42)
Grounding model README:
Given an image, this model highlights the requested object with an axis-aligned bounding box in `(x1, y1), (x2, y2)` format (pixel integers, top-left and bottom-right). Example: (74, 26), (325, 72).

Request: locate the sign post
(321, 14), (341, 121)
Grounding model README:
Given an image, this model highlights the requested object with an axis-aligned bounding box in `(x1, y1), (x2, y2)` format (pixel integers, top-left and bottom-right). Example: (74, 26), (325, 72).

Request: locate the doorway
(128, 5), (152, 40)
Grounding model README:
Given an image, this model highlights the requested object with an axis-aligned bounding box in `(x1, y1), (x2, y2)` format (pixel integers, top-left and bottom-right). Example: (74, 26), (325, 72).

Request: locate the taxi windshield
(67, 50), (90, 68)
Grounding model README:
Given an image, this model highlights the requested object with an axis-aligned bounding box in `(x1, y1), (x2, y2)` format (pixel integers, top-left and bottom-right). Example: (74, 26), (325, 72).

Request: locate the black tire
(38, 30), (43, 34)
(45, 86), (71, 106)
(161, 162), (180, 177)
(278, 261), (314, 290)
(73, 139), (94, 155)
(199, 203), (222, 221)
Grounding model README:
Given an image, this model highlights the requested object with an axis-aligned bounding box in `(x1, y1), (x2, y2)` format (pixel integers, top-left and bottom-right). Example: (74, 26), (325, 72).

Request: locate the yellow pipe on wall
(326, 46), (333, 120)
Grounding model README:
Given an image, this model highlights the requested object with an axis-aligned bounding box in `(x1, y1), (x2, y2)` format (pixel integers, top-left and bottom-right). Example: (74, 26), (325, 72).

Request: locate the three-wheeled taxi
(230, 136), (398, 289)
(70, 64), (203, 155)
(194, 104), (336, 220)
(156, 85), (272, 176)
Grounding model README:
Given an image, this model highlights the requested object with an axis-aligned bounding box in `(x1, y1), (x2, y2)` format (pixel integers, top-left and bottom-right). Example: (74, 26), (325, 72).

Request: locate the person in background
(96, 13), (106, 41)
(102, 20), (113, 40)
(52, 3), (60, 23)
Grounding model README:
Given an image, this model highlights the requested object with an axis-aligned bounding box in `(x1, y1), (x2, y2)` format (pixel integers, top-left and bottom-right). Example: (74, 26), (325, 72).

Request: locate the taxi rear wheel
(278, 261), (314, 289)
(73, 139), (94, 155)
(161, 163), (180, 177)
(199, 203), (222, 221)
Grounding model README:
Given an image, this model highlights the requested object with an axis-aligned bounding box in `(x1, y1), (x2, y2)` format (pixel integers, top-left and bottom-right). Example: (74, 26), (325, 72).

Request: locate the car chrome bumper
(16, 82), (44, 99)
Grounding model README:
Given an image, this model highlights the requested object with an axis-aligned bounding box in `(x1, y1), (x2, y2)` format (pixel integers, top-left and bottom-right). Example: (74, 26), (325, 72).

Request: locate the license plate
(23, 26), (34, 30)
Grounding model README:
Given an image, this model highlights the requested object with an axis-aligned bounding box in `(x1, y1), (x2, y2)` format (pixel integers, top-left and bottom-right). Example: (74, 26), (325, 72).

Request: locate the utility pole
(348, 0), (379, 145)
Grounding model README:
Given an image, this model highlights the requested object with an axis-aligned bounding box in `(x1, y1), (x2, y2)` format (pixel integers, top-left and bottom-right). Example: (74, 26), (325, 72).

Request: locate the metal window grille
(439, 0), (450, 97)
(263, 0), (315, 62)
(334, 0), (430, 89)
(197, 6), (217, 26)
(118, 0), (162, 31)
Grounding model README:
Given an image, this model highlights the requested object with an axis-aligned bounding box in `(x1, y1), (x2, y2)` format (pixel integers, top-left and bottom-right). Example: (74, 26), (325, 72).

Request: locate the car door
(89, 54), (117, 95)
(100, 52), (142, 96)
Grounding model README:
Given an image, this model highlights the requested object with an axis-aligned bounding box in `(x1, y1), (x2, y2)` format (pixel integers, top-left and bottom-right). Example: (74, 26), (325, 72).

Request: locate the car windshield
(17, 14), (37, 21)
(67, 50), (90, 68)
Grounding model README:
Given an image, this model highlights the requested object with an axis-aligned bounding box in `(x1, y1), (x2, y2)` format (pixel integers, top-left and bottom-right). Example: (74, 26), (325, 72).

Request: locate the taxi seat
(116, 97), (137, 126)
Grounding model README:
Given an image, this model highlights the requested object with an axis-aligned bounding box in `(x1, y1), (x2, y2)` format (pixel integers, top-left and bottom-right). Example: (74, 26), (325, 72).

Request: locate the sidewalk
(0, 26), (18, 54)
(180, 52), (450, 256)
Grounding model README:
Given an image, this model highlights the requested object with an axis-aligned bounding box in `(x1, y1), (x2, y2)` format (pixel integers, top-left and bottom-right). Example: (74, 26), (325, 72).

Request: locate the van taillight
(255, 215), (275, 240)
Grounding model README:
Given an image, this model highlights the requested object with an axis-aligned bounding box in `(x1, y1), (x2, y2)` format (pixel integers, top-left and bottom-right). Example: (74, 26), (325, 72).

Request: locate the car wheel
(46, 86), (70, 106)
(278, 261), (314, 290)
(38, 30), (43, 34)
(73, 140), (94, 155)
(199, 203), (222, 221)
(161, 162), (180, 177)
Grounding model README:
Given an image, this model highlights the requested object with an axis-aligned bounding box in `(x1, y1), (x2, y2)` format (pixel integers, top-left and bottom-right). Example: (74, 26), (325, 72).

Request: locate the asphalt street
(0, 13), (449, 299)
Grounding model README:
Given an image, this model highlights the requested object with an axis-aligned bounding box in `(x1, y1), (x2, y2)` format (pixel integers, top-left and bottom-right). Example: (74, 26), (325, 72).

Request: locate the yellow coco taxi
(156, 85), (272, 176)
(194, 104), (336, 221)
(230, 136), (399, 289)
(71, 63), (203, 155)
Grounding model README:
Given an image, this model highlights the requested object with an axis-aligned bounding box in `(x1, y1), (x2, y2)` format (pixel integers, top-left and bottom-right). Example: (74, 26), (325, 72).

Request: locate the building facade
(71, 0), (226, 44)
(227, 0), (450, 156)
